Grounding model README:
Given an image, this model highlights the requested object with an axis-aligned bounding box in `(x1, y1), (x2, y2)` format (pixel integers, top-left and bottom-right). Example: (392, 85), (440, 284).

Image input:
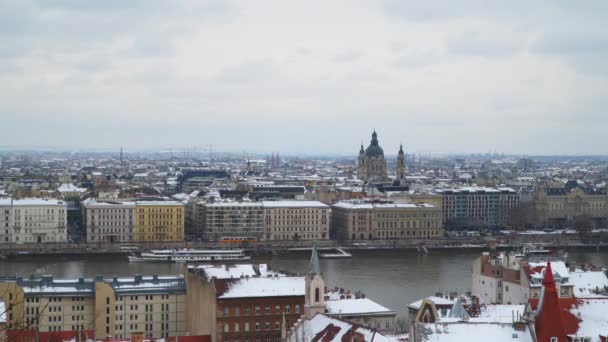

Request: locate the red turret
(535, 260), (567, 342)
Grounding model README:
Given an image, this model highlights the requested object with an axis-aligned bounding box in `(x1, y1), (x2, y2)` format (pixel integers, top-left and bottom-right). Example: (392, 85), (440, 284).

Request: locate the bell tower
(397, 144), (406, 184)
(304, 242), (325, 319)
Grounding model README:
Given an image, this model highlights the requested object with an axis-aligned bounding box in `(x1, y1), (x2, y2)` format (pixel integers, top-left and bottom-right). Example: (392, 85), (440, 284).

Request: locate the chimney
(134, 274), (143, 283)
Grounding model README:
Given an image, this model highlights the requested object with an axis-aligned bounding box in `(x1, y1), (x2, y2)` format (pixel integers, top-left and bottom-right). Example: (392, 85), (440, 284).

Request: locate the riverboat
(128, 248), (251, 263)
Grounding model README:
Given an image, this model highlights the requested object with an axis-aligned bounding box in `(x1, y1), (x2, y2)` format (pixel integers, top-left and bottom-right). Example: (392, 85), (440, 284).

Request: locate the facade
(357, 131), (389, 183)
(262, 201), (329, 240)
(0, 274), (187, 340)
(435, 187), (519, 229)
(184, 264), (304, 342)
(534, 185), (608, 227)
(82, 199), (136, 243)
(135, 200), (185, 242)
(204, 202), (264, 241)
(0, 198), (67, 243)
(332, 201), (443, 241)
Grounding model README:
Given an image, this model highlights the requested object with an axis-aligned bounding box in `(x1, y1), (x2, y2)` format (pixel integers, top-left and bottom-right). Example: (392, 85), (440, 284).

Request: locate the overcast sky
(1, 0), (607, 155)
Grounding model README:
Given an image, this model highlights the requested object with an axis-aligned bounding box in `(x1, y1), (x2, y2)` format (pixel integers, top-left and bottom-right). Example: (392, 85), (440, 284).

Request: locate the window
(376, 322), (381, 329)
(224, 307), (230, 317)
(224, 323), (229, 332)
(245, 322), (250, 332)
(255, 322), (260, 331)
(255, 306), (261, 315)
(284, 305), (290, 313)
(265, 305), (270, 314)
(550, 338), (558, 342)
(295, 305), (300, 314)
(385, 321), (390, 329)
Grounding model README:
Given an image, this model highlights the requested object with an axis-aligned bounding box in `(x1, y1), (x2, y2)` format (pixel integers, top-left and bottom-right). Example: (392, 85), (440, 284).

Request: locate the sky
(1, 0), (608, 155)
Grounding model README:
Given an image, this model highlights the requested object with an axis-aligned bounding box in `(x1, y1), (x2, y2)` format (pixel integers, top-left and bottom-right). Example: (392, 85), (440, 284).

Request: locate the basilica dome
(365, 131), (384, 157)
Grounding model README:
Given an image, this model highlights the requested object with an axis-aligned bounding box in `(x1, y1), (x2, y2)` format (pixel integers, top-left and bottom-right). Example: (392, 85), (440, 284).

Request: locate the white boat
(128, 248), (251, 263)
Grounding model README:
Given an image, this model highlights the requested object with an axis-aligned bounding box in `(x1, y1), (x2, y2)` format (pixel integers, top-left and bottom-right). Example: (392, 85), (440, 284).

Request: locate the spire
(535, 259), (567, 342)
(543, 259), (555, 285)
(399, 144), (404, 154)
(308, 241), (320, 278)
(360, 144), (364, 154)
(371, 130), (378, 145)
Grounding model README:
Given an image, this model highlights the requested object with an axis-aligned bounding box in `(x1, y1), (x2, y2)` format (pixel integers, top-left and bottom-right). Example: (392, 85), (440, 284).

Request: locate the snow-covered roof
(570, 269), (608, 298)
(325, 298), (395, 316)
(528, 261), (570, 281)
(261, 200), (329, 208)
(414, 323), (533, 342)
(408, 296), (455, 310)
(0, 198), (66, 206)
(569, 298), (608, 339)
(333, 201), (434, 210)
(219, 277), (304, 299)
(288, 314), (397, 342)
(192, 264), (258, 280)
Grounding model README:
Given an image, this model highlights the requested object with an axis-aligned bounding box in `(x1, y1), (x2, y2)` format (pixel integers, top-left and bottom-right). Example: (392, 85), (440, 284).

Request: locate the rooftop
(219, 276), (304, 299)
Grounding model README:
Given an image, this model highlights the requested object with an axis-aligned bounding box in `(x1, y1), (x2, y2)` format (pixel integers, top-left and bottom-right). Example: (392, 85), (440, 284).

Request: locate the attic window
(512, 333), (518, 338)
(550, 338), (558, 342)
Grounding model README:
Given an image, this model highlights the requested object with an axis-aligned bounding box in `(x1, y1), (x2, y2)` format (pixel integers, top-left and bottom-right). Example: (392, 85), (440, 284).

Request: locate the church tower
(396, 144), (406, 183)
(357, 144), (366, 180)
(304, 242), (325, 320)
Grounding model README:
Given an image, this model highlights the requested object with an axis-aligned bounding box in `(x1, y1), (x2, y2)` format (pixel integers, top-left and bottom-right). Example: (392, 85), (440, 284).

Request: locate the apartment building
(435, 187), (519, 229)
(82, 199), (136, 243)
(204, 202), (264, 241)
(0, 198), (67, 243)
(262, 201), (329, 240)
(185, 264), (305, 342)
(135, 200), (185, 242)
(331, 201), (443, 240)
(0, 274), (187, 340)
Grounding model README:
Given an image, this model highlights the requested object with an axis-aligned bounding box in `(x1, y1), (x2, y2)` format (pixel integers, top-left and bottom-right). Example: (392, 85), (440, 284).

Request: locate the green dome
(365, 131), (384, 157)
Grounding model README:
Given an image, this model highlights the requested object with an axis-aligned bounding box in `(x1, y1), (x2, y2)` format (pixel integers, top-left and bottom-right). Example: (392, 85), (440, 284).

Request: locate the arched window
(315, 287), (320, 303)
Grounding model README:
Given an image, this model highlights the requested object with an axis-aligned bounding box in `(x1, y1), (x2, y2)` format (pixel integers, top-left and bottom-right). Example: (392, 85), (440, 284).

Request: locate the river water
(1, 248), (607, 320)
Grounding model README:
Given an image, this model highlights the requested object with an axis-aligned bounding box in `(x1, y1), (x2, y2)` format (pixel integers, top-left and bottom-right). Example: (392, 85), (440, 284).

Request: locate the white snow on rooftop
(219, 277), (304, 299)
(570, 298), (608, 339)
(528, 261), (570, 279)
(289, 314), (396, 342)
(325, 298), (394, 316)
(408, 296), (454, 310)
(194, 264), (258, 279)
(570, 269), (608, 298)
(261, 200), (329, 208)
(416, 323), (533, 342)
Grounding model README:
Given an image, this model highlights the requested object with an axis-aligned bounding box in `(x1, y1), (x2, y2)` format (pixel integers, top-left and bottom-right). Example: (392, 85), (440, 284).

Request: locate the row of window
(221, 304), (300, 317)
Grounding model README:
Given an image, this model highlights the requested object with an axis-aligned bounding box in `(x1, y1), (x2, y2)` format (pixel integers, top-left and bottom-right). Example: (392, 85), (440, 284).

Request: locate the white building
(471, 252), (575, 305)
(0, 198), (68, 243)
(82, 199), (136, 243)
(262, 200), (329, 240)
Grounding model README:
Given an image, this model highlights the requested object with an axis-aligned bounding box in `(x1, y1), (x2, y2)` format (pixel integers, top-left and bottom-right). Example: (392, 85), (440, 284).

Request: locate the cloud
(0, 1), (607, 155)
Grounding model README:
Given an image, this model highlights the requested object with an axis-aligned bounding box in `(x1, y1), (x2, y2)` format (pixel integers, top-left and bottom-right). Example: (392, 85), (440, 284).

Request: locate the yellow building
(135, 200), (185, 242)
(0, 274), (187, 340)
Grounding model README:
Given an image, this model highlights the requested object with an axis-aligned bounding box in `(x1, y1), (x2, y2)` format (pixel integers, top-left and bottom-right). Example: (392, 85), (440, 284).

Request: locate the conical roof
(308, 242), (320, 278)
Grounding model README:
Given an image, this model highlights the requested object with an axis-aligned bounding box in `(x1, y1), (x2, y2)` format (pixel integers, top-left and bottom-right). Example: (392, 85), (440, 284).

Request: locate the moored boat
(128, 248), (251, 263)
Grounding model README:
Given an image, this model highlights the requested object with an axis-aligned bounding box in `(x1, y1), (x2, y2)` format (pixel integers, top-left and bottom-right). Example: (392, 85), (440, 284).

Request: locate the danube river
(1, 248), (607, 319)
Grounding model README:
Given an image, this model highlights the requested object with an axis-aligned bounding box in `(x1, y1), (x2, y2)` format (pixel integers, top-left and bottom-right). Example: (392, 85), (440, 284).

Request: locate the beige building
(0, 198), (67, 244)
(534, 185), (608, 226)
(262, 201), (330, 240)
(332, 201), (443, 240)
(82, 199), (136, 243)
(0, 274), (186, 340)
